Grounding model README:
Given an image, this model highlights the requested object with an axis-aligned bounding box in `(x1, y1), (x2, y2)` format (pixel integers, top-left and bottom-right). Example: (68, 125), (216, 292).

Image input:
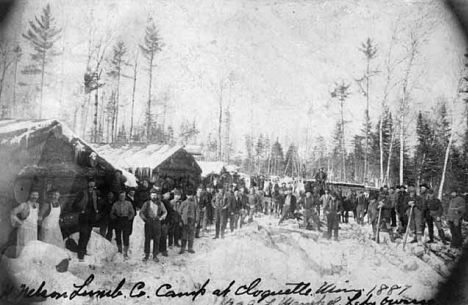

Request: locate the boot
(117, 245), (122, 253)
(153, 255), (159, 262)
(179, 240), (186, 254)
(123, 246), (129, 259)
(175, 240), (181, 247)
(142, 254), (149, 262)
(409, 235), (418, 244)
(389, 231), (395, 242)
(188, 240), (195, 254)
(439, 229), (447, 245)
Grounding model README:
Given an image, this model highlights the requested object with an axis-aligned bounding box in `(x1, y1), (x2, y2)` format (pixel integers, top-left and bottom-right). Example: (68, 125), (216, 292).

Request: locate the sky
(1, 0), (467, 157)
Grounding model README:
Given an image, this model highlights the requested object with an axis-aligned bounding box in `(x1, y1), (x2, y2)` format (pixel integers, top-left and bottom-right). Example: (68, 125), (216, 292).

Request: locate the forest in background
(0, 2), (467, 196)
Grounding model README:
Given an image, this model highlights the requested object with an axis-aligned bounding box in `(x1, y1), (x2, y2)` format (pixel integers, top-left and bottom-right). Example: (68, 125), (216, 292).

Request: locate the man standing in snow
(194, 186), (208, 238)
(110, 190), (135, 259)
(323, 192), (342, 241)
(396, 185), (408, 234)
(140, 188), (167, 262)
(159, 190), (173, 257)
(212, 186), (228, 239)
(419, 183), (431, 242)
(229, 189), (242, 232)
(168, 189), (182, 248)
(447, 188), (466, 249)
(278, 187), (297, 225)
(377, 186), (395, 242)
(389, 187), (398, 227)
(405, 186), (424, 244)
(425, 189), (446, 244)
(302, 190), (321, 231)
(367, 194), (379, 240)
(73, 179), (99, 262)
(178, 189), (198, 254)
(355, 191), (366, 225)
(320, 189), (332, 221)
(247, 187), (259, 223)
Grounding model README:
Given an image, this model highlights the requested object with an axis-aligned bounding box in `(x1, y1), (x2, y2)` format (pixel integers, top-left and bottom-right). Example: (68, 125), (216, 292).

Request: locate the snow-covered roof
(0, 119), (137, 185)
(225, 164), (239, 173)
(184, 145), (202, 155)
(198, 161), (226, 177)
(92, 144), (187, 170)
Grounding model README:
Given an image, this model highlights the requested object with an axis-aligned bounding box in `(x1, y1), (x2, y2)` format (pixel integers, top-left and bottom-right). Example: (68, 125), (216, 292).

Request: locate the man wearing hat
(419, 183), (430, 238)
(212, 186), (228, 239)
(139, 187), (167, 262)
(278, 186), (297, 225)
(302, 189), (321, 231)
(194, 185), (208, 238)
(377, 186), (395, 242)
(388, 187), (398, 227)
(404, 185), (424, 243)
(323, 192), (342, 240)
(447, 188), (466, 249)
(319, 188), (332, 221)
(355, 191), (366, 225)
(168, 189), (182, 248)
(178, 189), (198, 254)
(247, 187), (259, 223)
(425, 189), (446, 244)
(159, 190), (174, 256)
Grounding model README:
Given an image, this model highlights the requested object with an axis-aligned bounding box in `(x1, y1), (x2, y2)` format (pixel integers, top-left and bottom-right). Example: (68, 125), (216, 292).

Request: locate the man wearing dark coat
(159, 190), (173, 256)
(324, 192), (342, 240)
(396, 185), (408, 234)
(405, 186), (424, 243)
(73, 179), (99, 262)
(447, 188), (466, 249)
(278, 187), (297, 225)
(377, 186), (395, 242)
(229, 189), (243, 232)
(425, 189), (446, 244)
(194, 186), (208, 238)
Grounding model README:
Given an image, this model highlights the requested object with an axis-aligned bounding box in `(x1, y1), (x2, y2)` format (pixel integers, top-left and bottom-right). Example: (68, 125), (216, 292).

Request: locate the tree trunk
(39, 53), (46, 119)
(341, 99), (346, 182)
(12, 58), (18, 117)
(438, 130), (453, 200)
(114, 68), (121, 141)
(218, 83), (223, 161)
(364, 60), (370, 183)
(147, 54), (154, 142)
(130, 52), (138, 141)
(379, 117), (384, 186)
(93, 86), (98, 142)
(385, 129), (395, 184)
(399, 113), (404, 185)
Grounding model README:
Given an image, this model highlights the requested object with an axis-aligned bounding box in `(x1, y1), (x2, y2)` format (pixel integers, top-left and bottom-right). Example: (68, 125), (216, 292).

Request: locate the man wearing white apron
(10, 190), (40, 257)
(39, 190), (64, 248)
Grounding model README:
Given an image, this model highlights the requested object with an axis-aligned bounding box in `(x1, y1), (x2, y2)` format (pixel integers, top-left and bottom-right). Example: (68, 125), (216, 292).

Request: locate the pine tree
(331, 81), (351, 181)
(22, 4), (61, 119)
(284, 144), (300, 177)
(271, 140), (285, 176)
(140, 21), (163, 142)
(107, 41), (128, 142)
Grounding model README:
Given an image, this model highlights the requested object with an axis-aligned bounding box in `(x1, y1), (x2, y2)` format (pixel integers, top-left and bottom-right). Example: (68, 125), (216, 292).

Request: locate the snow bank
(2, 241), (86, 305)
(69, 231), (118, 265)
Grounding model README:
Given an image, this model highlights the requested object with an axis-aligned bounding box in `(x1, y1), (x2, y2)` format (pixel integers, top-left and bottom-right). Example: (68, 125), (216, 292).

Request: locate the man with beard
(159, 190), (173, 257)
(447, 188), (466, 249)
(205, 185), (215, 226)
(73, 179), (99, 262)
(248, 187), (259, 223)
(425, 189), (446, 244)
(140, 188), (167, 262)
(168, 189), (182, 248)
(178, 189), (198, 254)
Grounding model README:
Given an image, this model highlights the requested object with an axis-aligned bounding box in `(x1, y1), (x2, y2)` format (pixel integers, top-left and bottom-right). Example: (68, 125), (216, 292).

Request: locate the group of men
(52, 173), (468, 265)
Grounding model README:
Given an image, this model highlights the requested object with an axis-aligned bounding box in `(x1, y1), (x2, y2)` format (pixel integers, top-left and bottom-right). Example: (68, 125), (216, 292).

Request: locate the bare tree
(0, 43), (14, 117)
(129, 49), (139, 140)
(11, 44), (22, 117)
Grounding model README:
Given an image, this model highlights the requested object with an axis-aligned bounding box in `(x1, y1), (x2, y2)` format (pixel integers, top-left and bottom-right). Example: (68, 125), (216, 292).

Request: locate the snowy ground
(1, 213), (465, 305)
